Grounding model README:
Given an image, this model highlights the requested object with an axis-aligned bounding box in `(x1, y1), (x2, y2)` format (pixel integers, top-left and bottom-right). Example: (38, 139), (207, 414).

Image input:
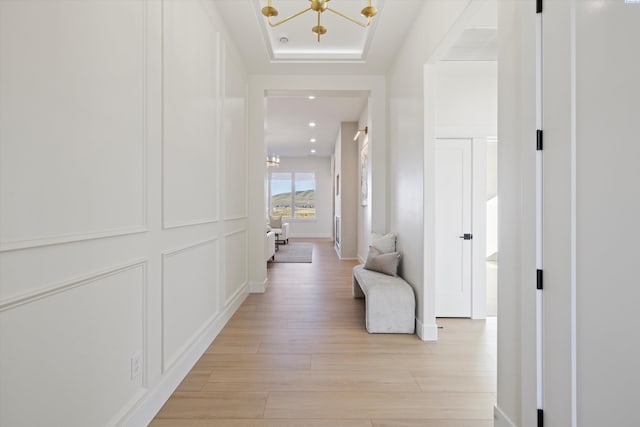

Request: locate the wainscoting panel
(162, 238), (220, 371)
(223, 44), (248, 221)
(0, 262), (147, 427)
(224, 229), (248, 306)
(162, 0), (220, 229)
(0, 0), (147, 250)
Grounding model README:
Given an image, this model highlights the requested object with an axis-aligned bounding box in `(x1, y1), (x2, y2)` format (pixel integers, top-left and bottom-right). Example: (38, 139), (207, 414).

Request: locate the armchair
(265, 231), (276, 262)
(269, 216), (290, 245)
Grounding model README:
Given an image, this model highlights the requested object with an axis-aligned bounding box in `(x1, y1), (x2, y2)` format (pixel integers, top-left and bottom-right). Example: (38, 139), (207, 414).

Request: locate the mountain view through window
(270, 172), (315, 219)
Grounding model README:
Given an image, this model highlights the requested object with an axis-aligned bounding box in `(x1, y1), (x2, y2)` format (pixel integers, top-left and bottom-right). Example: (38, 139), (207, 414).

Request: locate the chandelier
(266, 155), (280, 168)
(261, 0), (378, 42)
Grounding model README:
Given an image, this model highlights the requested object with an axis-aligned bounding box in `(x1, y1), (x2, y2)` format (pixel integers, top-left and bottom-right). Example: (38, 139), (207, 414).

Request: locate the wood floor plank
(310, 352), (495, 371)
(372, 420), (493, 427)
(153, 392), (268, 419)
(174, 368), (212, 392)
(263, 391), (495, 419)
(194, 353), (312, 370)
(151, 239), (497, 425)
(151, 420), (372, 427)
(201, 368), (421, 393)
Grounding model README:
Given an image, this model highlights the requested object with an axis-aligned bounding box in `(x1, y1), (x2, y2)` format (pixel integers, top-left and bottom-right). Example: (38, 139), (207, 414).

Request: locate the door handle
(458, 233), (473, 240)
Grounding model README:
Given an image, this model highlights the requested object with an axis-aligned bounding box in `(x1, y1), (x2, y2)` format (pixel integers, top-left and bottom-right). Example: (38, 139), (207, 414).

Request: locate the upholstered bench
(352, 265), (415, 334)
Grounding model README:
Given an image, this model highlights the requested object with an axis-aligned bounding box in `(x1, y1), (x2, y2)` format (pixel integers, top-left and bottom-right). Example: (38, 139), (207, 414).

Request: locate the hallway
(151, 239), (496, 426)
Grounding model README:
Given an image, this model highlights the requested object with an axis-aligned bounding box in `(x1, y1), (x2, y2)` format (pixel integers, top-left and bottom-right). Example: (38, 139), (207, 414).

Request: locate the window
(293, 172), (315, 218)
(270, 172), (292, 217)
(270, 172), (316, 219)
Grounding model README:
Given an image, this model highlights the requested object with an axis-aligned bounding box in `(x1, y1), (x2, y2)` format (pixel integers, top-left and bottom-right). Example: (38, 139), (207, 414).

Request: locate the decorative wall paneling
(161, 0), (220, 229)
(223, 229), (249, 307)
(0, 261), (147, 427)
(161, 238), (219, 372)
(222, 41), (249, 222)
(0, 0), (147, 251)
(0, 1), (250, 426)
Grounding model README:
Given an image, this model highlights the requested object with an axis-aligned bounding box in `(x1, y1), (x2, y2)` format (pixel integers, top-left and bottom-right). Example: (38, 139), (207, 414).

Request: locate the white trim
(0, 226), (147, 253)
(535, 9), (544, 412)
(494, 404), (518, 427)
(570, 0), (577, 425)
(416, 317), (438, 341)
(120, 288), (247, 427)
(288, 233), (332, 239)
(224, 228), (247, 238)
(471, 137), (487, 320)
(0, 259), (148, 312)
(215, 33), (222, 227)
(163, 218), (219, 230)
(223, 215), (249, 222)
(249, 277), (269, 293)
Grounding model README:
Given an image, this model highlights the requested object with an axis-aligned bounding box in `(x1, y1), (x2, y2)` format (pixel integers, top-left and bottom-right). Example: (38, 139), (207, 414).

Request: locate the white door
(435, 139), (472, 317)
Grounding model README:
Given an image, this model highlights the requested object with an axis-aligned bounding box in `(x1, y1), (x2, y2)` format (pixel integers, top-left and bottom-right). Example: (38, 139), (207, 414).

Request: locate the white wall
(269, 156), (333, 238)
(388, 0), (472, 341)
(435, 61), (497, 138)
(0, 1), (249, 425)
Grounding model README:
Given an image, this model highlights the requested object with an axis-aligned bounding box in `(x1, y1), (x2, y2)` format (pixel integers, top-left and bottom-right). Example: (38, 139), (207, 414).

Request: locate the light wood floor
(151, 239), (496, 427)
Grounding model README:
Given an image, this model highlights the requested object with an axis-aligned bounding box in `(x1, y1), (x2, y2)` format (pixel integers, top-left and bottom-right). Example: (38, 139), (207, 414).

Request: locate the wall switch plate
(130, 352), (142, 380)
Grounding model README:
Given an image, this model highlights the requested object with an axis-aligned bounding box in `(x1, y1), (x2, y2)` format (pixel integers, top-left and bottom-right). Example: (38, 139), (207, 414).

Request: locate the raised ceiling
(213, 0), (497, 159)
(213, 0), (425, 74)
(253, 0), (384, 62)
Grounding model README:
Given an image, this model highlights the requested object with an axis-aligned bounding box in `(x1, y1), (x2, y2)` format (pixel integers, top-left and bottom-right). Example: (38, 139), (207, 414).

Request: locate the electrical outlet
(130, 352), (142, 380)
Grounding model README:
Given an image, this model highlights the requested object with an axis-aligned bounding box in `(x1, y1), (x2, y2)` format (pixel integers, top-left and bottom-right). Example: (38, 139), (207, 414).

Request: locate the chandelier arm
(267, 7), (312, 27)
(326, 7), (371, 28)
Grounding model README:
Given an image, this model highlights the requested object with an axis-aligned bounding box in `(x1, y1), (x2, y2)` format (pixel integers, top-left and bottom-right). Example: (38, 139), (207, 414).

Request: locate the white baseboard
(494, 404), (518, 427)
(119, 289), (248, 427)
(249, 277), (268, 293)
(416, 317), (438, 341)
(289, 233), (332, 238)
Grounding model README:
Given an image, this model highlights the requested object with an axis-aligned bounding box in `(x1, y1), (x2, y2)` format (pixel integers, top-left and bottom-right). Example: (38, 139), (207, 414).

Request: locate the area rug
(273, 242), (313, 263)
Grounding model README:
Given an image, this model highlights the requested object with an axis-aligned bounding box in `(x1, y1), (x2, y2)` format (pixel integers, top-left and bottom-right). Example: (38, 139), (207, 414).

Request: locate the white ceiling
(265, 91), (368, 158)
(212, 0), (497, 159)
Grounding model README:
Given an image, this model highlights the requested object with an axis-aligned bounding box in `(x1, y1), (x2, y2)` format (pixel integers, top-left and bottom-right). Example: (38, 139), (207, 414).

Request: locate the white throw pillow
(270, 216), (282, 228)
(370, 232), (396, 254)
(364, 246), (401, 276)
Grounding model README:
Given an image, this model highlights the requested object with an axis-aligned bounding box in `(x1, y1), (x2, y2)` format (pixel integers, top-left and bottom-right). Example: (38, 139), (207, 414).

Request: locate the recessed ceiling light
(279, 36), (289, 44)
(310, 138), (316, 143)
(308, 95), (316, 100)
(309, 122), (316, 127)
(310, 149), (316, 154)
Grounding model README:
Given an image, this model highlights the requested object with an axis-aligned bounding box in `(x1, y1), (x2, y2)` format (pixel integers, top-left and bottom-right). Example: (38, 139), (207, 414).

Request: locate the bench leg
(352, 275), (365, 298)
